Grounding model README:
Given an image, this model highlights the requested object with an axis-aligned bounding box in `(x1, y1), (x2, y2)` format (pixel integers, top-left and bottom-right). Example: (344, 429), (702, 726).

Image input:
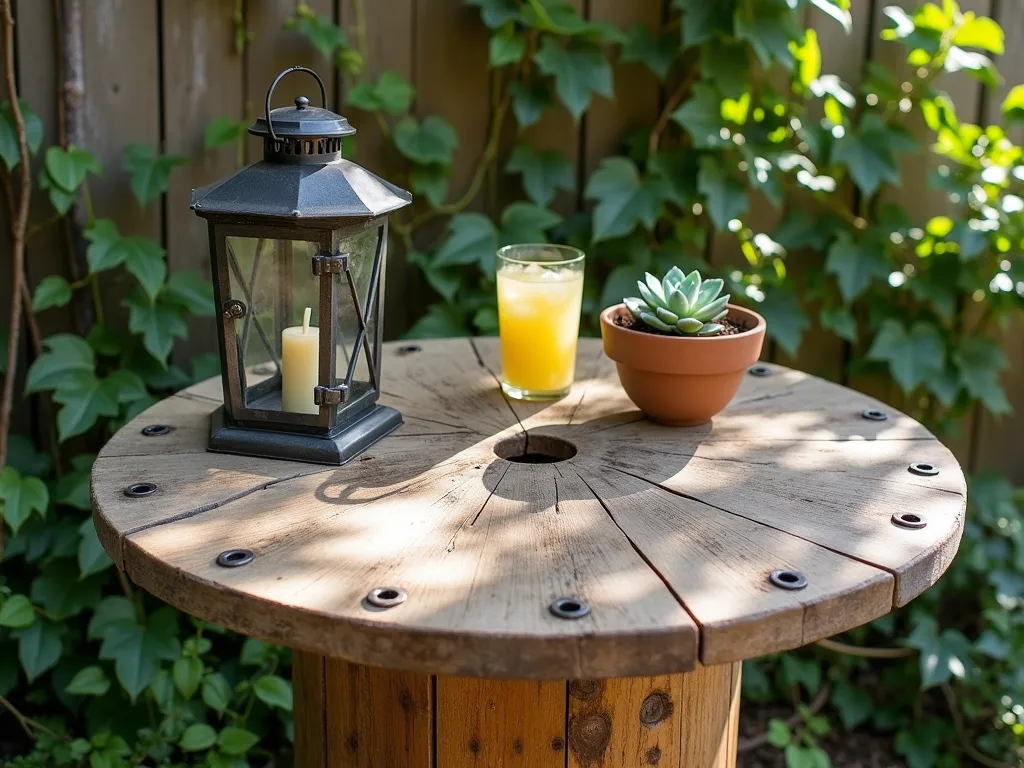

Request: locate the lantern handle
(265, 66), (329, 143)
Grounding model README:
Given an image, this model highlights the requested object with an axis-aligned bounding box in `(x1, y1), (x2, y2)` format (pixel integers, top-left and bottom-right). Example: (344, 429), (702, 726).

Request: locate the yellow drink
(496, 246), (585, 400)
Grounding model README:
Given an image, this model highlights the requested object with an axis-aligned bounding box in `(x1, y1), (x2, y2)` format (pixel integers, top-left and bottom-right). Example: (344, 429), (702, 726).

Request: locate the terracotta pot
(600, 304), (767, 426)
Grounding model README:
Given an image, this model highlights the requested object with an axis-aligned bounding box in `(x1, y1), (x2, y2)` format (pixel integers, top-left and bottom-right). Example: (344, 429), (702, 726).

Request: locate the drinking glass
(496, 244), (585, 401)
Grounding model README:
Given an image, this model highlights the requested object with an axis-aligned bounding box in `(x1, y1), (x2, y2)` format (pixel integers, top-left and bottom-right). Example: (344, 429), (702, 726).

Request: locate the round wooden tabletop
(92, 338), (965, 680)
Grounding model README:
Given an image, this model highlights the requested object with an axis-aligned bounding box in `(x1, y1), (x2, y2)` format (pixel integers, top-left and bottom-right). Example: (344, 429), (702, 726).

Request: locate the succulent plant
(624, 267), (730, 336)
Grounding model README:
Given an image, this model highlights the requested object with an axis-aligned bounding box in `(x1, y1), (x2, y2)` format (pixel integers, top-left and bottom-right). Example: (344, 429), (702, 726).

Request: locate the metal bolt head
(123, 482), (158, 498)
(892, 512), (927, 530)
(769, 569), (807, 590)
(861, 408), (888, 421)
(222, 299), (246, 319)
(908, 462), (939, 476)
(141, 424), (171, 437)
(216, 549), (254, 567)
(366, 587), (407, 608)
(748, 365), (772, 377)
(550, 597), (590, 619)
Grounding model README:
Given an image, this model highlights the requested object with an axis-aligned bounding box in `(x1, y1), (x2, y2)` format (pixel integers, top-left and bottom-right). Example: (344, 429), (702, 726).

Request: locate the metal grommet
(141, 424), (171, 437)
(908, 462), (939, 476)
(366, 587), (407, 608)
(748, 365), (772, 377)
(892, 512), (927, 530)
(769, 570), (807, 590)
(123, 482), (158, 498)
(861, 408), (888, 421)
(216, 549), (254, 567)
(397, 344), (421, 355)
(550, 597), (590, 619)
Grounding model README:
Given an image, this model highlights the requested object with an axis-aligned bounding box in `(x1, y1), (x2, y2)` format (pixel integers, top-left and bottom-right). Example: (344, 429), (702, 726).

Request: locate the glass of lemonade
(496, 244), (585, 401)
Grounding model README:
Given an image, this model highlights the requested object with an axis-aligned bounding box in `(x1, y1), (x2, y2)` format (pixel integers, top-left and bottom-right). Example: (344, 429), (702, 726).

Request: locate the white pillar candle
(281, 307), (320, 414)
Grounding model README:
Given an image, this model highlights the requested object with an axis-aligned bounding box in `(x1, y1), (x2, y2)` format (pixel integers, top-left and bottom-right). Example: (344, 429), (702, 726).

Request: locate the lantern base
(207, 405), (402, 465)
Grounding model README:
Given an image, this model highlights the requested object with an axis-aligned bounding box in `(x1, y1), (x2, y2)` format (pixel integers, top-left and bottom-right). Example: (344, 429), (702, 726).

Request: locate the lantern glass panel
(333, 227), (381, 402)
(225, 235), (320, 413)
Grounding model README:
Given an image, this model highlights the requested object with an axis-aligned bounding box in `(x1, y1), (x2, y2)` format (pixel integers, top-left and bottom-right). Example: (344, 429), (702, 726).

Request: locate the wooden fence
(2, 0), (1022, 483)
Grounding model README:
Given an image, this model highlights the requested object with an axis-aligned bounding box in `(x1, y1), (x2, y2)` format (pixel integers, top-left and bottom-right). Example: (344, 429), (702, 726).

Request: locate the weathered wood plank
(437, 677), (566, 767)
(326, 657), (432, 768)
(162, 0), (242, 365)
(292, 651), (327, 768)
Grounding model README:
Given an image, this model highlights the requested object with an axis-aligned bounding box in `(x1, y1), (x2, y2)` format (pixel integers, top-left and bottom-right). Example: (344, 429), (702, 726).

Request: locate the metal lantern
(191, 66), (411, 465)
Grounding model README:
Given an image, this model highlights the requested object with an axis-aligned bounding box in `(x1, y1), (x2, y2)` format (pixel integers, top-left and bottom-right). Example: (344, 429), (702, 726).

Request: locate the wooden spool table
(91, 338), (966, 768)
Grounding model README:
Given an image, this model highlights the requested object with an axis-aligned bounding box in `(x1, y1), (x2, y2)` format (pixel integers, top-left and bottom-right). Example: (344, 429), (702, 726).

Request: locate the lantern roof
(190, 158), (412, 222)
(249, 96), (357, 141)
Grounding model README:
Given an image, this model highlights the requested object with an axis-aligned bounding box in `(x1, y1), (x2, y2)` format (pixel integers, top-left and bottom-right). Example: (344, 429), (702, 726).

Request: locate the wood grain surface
(92, 339), (966, 678)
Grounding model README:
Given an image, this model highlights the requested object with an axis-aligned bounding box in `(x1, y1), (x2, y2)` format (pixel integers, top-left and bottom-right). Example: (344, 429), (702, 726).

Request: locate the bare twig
(0, 693), (64, 741)
(816, 637), (916, 659)
(940, 684), (1016, 768)
(738, 683), (831, 753)
(649, 70), (698, 158)
(0, 0), (32, 468)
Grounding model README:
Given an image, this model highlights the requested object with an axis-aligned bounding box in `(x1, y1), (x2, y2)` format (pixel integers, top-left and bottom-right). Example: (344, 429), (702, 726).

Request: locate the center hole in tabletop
(494, 434), (577, 464)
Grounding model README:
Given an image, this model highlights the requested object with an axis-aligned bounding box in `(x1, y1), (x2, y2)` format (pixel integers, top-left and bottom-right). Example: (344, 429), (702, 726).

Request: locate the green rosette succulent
(623, 267), (730, 336)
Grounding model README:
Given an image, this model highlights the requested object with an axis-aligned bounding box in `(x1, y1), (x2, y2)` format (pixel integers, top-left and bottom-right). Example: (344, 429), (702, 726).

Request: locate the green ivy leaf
(66, 665), (111, 696)
(1001, 84), (1024, 126)
(31, 561), (102, 619)
(944, 45), (999, 88)
(179, 723), (218, 752)
(202, 672), (233, 713)
(0, 595), (36, 628)
(490, 29), (526, 67)
(819, 306), (857, 343)
(825, 233), (890, 301)
(0, 100), (43, 170)
(867, 320), (945, 393)
(895, 724), (943, 768)
(700, 39), (750, 98)
(393, 115), (458, 165)
(78, 518), (112, 578)
(163, 269), (215, 315)
(52, 372), (120, 441)
(122, 144), (187, 208)
(784, 744), (831, 768)
(674, 0), (735, 48)
(499, 202), (562, 245)
(953, 337), (1010, 414)
(620, 23), (676, 81)
(285, 6), (347, 57)
(87, 597), (135, 641)
(173, 656), (204, 700)
(907, 616), (974, 689)
(831, 115), (900, 196)
(31, 275), (72, 312)
(533, 37), (613, 121)
(697, 157), (748, 231)
(509, 80), (552, 128)
(347, 71), (415, 115)
(766, 718), (792, 748)
(506, 144), (574, 207)
(218, 727), (260, 756)
(465, 0), (521, 29)
(404, 303), (468, 339)
(0, 467), (49, 534)
(15, 619), (62, 682)
(830, 680), (872, 730)
(410, 164), (450, 207)
(649, 150), (698, 209)
(953, 14), (1004, 54)
(734, 0), (801, 69)
(780, 653), (820, 695)
(757, 286), (808, 357)
(121, 237), (167, 301)
(433, 212), (498, 269)
(203, 117), (249, 150)
(791, 28), (821, 89)
(84, 219), (123, 273)
(98, 607), (180, 700)
(24, 334), (95, 394)
(124, 294), (189, 364)
(44, 144), (99, 194)
(586, 157), (666, 242)
(672, 84), (726, 149)
(254, 674), (294, 711)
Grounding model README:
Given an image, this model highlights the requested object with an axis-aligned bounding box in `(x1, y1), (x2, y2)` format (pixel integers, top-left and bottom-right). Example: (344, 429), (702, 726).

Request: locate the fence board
(972, 0), (1024, 483)
(162, 0), (243, 366)
(339, 0), (415, 336)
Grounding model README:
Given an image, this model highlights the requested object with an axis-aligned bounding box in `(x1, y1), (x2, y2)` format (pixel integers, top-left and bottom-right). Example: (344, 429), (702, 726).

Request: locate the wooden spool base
(294, 652), (741, 767)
